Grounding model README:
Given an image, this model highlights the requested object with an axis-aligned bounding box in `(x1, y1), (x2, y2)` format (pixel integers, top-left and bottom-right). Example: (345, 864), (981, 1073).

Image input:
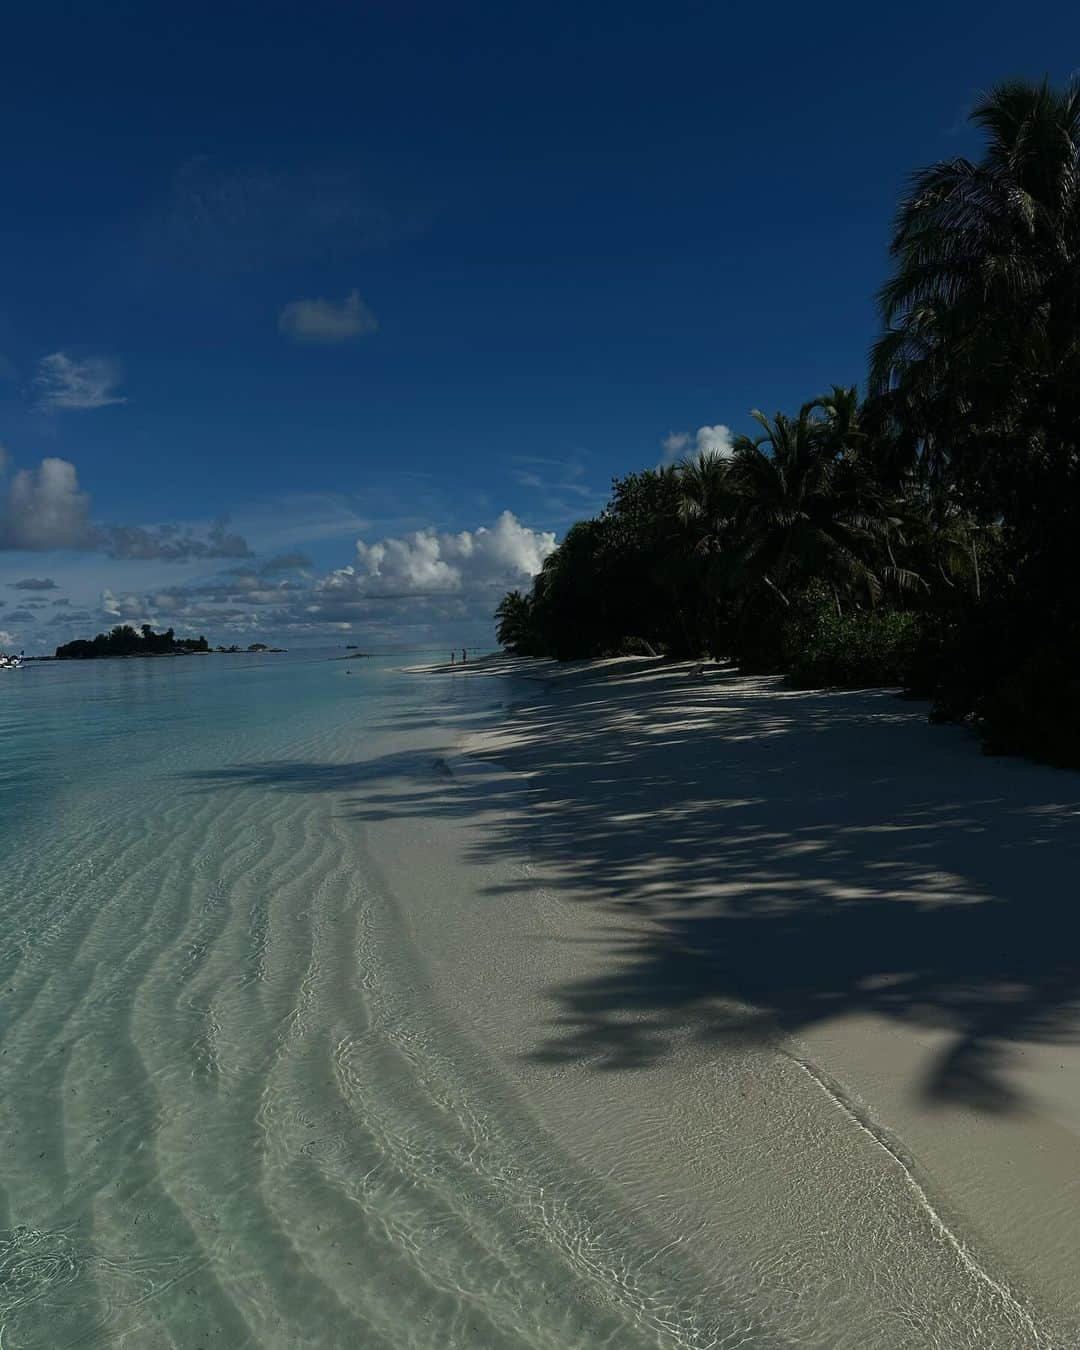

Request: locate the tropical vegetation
(55, 624), (210, 659)
(495, 77), (1080, 767)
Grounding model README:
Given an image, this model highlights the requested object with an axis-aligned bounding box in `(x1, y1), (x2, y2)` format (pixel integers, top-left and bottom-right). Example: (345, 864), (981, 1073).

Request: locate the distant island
(56, 624), (209, 659)
(54, 624), (284, 659)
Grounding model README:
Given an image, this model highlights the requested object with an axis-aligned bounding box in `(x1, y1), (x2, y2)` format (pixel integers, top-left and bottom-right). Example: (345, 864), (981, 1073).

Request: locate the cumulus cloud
(0, 630), (14, 647)
(317, 511), (556, 603)
(0, 452), (251, 560)
(660, 423), (735, 464)
(278, 290), (378, 344)
(0, 457), (93, 549)
(10, 576), (58, 590)
(36, 353), (126, 411)
(100, 588), (153, 623)
(660, 432), (690, 461)
(6, 608), (35, 623)
(697, 424), (735, 455)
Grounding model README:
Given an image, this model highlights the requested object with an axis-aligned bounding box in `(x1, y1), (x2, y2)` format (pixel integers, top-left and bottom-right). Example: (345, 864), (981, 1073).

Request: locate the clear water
(0, 654), (1063, 1348)
(0, 653), (779, 1349)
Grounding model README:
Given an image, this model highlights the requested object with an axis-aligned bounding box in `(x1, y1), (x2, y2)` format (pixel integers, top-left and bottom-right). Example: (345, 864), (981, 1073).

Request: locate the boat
(0, 651), (24, 670)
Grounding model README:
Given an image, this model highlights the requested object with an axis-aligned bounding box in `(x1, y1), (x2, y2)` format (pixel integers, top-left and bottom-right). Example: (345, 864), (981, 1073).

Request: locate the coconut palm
(725, 403), (893, 610)
(494, 590), (536, 654)
(675, 450), (734, 555)
(871, 77), (1080, 523)
(811, 384), (866, 453)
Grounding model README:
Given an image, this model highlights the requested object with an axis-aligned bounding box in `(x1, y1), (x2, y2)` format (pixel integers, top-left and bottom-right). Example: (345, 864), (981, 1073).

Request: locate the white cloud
(36, 353), (126, 411)
(278, 290), (378, 344)
(697, 424), (734, 456)
(660, 432), (690, 462)
(660, 423), (734, 464)
(319, 510), (556, 602)
(0, 457), (93, 549)
(0, 630), (14, 647)
(0, 451), (251, 559)
(100, 588), (152, 624)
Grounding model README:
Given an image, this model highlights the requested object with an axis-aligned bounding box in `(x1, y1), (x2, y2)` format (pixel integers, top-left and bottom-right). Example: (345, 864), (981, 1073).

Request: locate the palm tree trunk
(762, 574), (791, 607)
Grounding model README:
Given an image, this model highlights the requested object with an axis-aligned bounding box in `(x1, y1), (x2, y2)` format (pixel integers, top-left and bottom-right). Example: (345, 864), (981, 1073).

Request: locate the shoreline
(26, 649), (288, 662)
(373, 656), (1080, 1344)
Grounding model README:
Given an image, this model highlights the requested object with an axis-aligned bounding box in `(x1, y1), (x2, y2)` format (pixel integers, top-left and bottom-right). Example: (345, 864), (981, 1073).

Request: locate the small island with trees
(54, 624), (285, 659)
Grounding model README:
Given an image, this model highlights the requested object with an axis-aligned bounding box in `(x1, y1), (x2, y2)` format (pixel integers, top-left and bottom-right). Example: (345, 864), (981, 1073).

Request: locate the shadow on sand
(187, 661), (1080, 1114)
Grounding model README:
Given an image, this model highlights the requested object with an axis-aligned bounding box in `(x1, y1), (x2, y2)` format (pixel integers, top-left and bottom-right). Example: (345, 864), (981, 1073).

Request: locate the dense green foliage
(497, 394), (938, 676)
(496, 78), (1080, 766)
(55, 624), (209, 659)
(783, 588), (923, 689)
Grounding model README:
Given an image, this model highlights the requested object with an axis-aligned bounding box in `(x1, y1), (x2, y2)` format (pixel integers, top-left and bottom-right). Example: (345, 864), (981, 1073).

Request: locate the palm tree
(494, 590), (535, 654)
(871, 77), (1080, 526)
(675, 450), (733, 555)
(725, 403), (890, 611)
(897, 488), (992, 601)
(811, 384), (866, 454)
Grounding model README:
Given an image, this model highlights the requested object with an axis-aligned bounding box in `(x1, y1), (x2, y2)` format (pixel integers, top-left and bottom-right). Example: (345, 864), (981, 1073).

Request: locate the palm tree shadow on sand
(186, 662), (1080, 1114)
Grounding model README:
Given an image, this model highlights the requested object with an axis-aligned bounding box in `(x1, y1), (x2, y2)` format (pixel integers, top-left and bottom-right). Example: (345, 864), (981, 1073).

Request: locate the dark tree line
(496, 78), (1080, 767)
(55, 624), (209, 659)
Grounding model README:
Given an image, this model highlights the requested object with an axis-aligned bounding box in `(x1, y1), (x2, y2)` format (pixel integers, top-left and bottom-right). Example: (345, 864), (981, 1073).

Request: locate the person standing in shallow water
(449, 652), (455, 665)
(462, 648), (467, 663)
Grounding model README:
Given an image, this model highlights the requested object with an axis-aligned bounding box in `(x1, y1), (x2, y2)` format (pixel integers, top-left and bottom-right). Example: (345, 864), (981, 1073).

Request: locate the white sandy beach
(377, 656), (1080, 1347)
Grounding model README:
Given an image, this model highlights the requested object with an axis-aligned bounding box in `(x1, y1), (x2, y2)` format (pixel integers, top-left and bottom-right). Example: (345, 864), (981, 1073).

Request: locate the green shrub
(783, 591), (923, 688)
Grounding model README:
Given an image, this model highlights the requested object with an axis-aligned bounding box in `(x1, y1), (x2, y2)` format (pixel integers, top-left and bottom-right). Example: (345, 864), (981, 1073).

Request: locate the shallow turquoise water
(0, 653), (775, 1349)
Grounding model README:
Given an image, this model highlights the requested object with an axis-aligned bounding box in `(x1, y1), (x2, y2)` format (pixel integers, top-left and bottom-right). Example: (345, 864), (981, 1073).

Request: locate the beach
(7, 14), (1079, 1347)
(3, 651), (1079, 1347)
(379, 655), (1080, 1346)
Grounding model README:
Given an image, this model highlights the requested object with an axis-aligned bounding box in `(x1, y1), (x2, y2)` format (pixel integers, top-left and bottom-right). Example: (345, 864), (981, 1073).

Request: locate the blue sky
(1, 0), (1076, 651)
